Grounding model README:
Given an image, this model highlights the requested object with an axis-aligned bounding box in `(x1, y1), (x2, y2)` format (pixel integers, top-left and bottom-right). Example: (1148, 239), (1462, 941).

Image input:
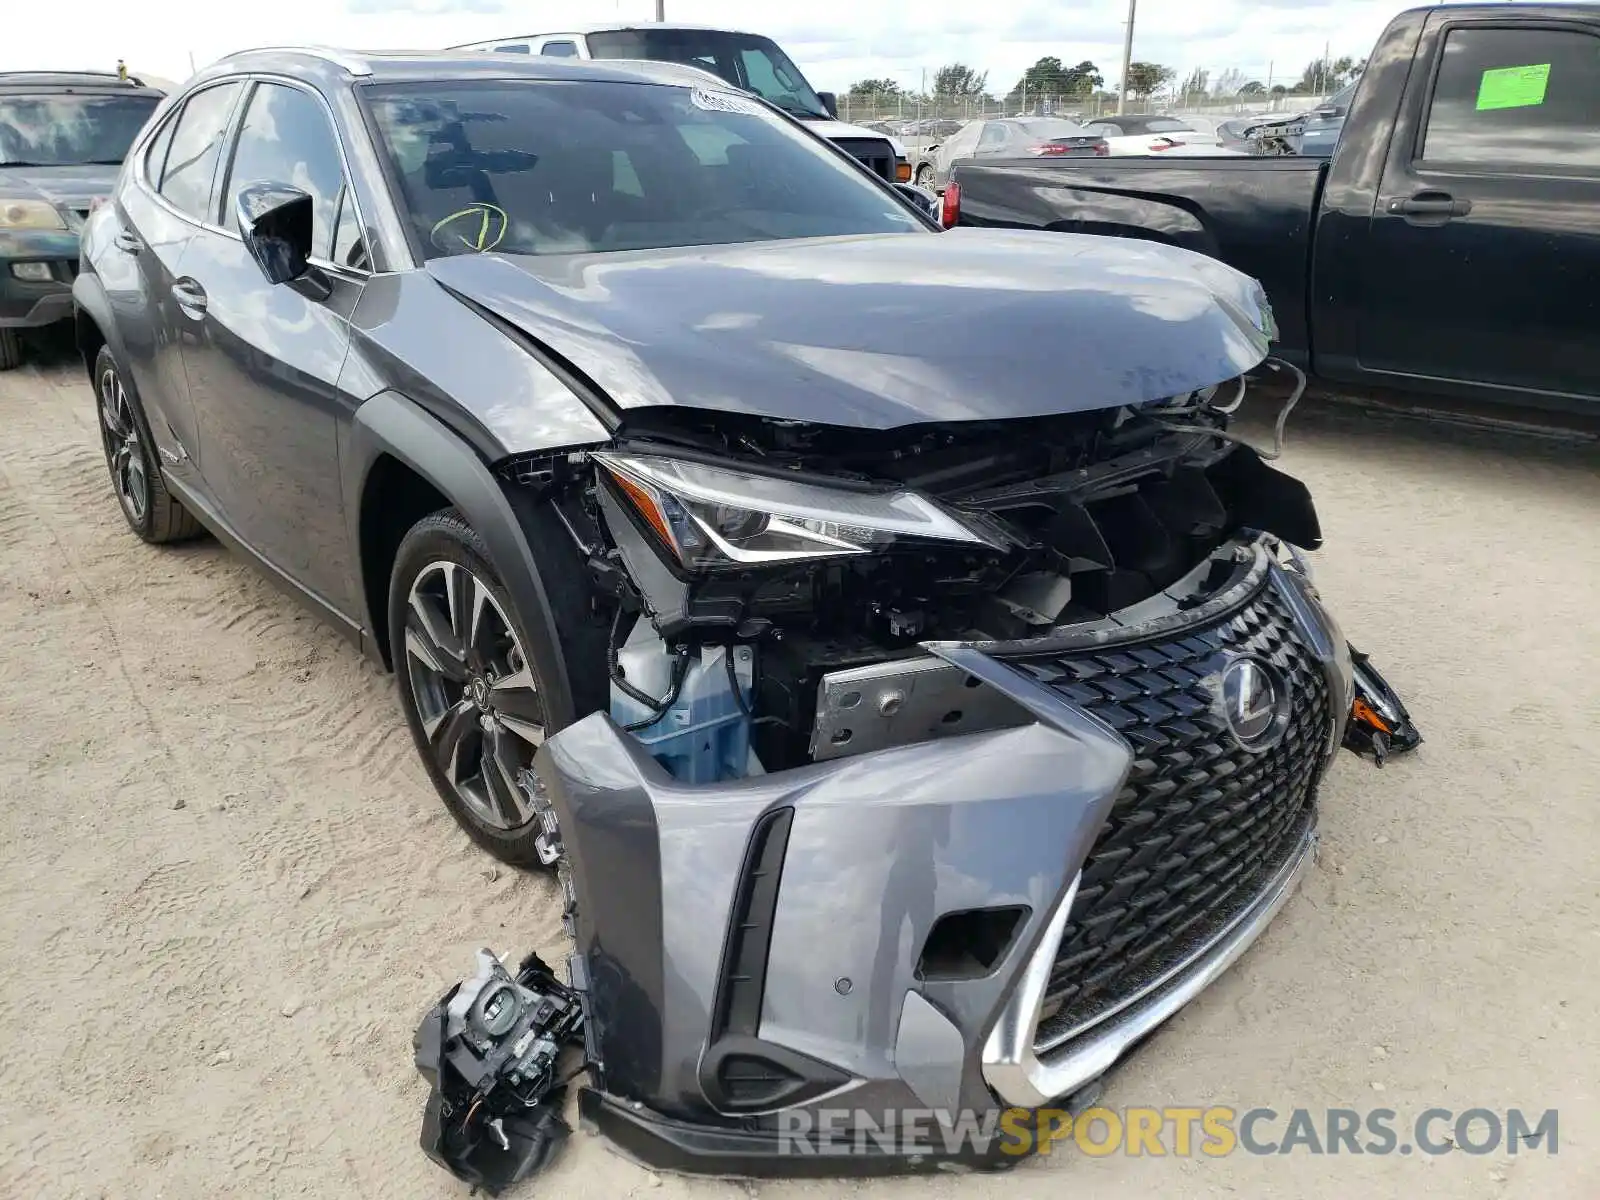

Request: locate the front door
(1359, 16), (1600, 404)
(178, 79), (369, 616)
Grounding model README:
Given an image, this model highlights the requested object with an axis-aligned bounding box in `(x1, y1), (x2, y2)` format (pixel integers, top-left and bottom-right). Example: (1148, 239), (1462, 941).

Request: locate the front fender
(341, 389), (603, 726)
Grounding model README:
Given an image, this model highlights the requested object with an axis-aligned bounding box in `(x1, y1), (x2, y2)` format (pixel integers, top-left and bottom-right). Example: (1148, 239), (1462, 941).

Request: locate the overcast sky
(6, 0), (1413, 94)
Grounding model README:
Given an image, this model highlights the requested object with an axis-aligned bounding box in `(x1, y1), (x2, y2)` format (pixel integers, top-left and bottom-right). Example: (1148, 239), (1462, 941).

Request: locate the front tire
(94, 345), (202, 543)
(0, 328), (21, 371)
(915, 163), (935, 187)
(389, 510), (558, 866)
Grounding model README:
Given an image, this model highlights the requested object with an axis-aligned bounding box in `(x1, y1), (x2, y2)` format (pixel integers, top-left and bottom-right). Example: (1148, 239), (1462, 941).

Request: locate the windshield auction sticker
(1476, 63), (1551, 111)
(690, 87), (765, 116)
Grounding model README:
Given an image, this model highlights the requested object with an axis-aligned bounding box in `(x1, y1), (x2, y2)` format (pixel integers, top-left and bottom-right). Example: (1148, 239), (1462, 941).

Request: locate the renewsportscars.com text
(776, 1106), (1559, 1158)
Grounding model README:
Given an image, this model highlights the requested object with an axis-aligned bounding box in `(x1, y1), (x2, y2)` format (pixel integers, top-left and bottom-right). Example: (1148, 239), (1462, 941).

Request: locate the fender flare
(71, 271), (134, 376)
(342, 389), (595, 728)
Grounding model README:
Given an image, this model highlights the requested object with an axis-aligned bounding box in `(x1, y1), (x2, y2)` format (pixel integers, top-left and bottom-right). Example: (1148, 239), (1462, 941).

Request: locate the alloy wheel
(98, 365), (148, 525)
(402, 560), (546, 831)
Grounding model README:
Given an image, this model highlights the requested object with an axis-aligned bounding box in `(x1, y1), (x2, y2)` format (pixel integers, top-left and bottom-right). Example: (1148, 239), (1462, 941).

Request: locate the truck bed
(951, 156), (1328, 362)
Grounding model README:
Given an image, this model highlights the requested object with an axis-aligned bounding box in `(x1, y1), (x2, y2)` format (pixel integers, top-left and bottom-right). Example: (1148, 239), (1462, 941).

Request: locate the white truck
(451, 24), (910, 184)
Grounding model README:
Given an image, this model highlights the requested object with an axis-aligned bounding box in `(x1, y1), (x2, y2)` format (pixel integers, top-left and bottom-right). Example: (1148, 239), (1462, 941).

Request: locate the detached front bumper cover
(524, 555), (1352, 1175)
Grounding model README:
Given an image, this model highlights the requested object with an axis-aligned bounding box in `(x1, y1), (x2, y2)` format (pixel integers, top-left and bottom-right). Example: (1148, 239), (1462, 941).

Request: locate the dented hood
(425, 229), (1275, 430)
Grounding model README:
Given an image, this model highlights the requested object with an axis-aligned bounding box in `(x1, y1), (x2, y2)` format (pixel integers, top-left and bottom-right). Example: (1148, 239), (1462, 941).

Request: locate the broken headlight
(593, 452), (997, 570)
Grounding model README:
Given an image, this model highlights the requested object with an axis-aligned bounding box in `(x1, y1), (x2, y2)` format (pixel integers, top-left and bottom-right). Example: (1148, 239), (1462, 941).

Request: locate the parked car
(77, 46), (1353, 1175)
(450, 24), (911, 182)
(918, 117), (1107, 188)
(1216, 110), (1309, 154)
(1297, 80), (1357, 158)
(1078, 114), (1242, 155)
(947, 3), (1600, 413)
(0, 70), (163, 369)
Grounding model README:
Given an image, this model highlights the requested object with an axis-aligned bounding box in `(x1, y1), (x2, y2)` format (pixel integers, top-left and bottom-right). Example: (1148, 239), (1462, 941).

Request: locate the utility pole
(1117, 0), (1137, 114)
(655, 0), (665, 20)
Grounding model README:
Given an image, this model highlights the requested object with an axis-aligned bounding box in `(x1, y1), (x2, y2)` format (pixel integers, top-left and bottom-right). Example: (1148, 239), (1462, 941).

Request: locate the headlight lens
(594, 452), (996, 569)
(0, 199), (67, 230)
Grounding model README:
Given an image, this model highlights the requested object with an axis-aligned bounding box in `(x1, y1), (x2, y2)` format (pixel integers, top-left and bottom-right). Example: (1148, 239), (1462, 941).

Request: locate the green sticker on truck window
(1476, 63), (1550, 111)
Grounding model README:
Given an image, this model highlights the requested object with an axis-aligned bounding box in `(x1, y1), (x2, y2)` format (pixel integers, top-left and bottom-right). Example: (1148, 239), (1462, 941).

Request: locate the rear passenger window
(158, 82), (242, 220)
(1421, 26), (1600, 171)
(540, 41), (578, 57)
(143, 109), (178, 184)
(494, 43), (531, 54)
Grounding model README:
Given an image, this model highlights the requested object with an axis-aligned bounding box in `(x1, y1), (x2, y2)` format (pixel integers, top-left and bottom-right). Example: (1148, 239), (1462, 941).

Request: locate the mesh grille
(1005, 581), (1330, 1050)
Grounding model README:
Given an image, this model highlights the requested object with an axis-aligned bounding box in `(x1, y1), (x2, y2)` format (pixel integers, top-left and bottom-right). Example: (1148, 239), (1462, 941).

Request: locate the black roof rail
(0, 69), (150, 87)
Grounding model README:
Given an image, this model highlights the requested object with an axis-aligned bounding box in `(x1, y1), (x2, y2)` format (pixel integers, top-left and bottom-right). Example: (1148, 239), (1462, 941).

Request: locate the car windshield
(586, 28), (829, 119)
(0, 92), (161, 166)
(366, 79), (923, 260)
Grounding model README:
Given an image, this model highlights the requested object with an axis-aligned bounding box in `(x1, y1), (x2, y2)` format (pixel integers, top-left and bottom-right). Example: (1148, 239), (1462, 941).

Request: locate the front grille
(1005, 581), (1330, 1050)
(831, 137), (896, 181)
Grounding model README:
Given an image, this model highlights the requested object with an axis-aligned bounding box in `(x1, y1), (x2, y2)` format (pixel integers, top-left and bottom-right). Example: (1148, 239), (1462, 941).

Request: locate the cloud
(346, 0), (509, 11)
(3, 0), (1408, 95)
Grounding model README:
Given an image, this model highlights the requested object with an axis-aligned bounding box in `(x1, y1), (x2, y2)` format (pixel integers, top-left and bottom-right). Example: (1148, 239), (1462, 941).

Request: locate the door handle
(170, 279), (208, 318)
(1388, 191), (1473, 221)
(113, 230), (143, 254)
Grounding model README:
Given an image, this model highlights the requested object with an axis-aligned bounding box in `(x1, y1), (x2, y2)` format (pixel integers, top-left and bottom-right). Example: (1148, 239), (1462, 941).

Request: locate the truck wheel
(0, 329), (21, 371)
(390, 510), (561, 866)
(94, 345), (203, 543)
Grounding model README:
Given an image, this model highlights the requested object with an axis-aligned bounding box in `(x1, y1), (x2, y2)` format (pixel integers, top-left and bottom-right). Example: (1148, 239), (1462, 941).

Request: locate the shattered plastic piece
(414, 949), (586, 1195)
(1342, 645), (1422, 766)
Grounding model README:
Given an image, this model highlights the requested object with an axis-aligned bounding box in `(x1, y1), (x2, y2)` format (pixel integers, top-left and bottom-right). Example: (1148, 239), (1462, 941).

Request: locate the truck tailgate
(952, 156), (1328, 361)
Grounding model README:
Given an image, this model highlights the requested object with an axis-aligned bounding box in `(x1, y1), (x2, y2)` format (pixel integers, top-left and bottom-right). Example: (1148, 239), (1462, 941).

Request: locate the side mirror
(817, 91), (839, 120)
(1314, 105), (1346, 119)
(892, 182), (940, 223)
(235, 182), (316, 286)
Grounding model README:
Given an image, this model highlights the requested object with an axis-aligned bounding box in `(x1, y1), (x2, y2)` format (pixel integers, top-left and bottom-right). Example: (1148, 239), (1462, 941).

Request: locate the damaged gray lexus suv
(76, 48), (1355, 1172)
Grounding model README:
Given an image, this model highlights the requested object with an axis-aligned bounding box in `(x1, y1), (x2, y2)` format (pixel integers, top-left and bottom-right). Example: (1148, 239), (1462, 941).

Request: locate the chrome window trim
(131, 72), (373, 281)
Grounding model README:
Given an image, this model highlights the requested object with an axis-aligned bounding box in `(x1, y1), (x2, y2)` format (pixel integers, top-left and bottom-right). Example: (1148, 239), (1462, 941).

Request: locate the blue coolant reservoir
(609, 618), (759, 784)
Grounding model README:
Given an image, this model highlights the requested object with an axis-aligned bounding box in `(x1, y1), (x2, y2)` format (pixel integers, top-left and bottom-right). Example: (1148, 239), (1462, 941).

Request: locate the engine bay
(503, 371), (1322, 780)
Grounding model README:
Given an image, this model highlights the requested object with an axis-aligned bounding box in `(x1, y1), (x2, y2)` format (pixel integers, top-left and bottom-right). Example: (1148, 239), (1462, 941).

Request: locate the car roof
(0, 70), (163, 94)
(452, 24), (771, 44)
(195, 46), (749, 91)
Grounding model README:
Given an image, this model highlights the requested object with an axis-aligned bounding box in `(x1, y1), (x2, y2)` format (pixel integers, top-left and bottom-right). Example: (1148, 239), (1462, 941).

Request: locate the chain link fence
(837, 82), (1336, 130)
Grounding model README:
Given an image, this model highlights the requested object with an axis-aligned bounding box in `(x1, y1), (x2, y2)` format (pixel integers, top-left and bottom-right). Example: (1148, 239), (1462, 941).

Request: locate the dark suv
(75, 47), (1353, 1173)
(0, 70), (163, 368)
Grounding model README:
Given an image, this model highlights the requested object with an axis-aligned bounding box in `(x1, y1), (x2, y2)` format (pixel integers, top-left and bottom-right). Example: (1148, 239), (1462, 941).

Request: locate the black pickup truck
(948, 3), (1600, 413)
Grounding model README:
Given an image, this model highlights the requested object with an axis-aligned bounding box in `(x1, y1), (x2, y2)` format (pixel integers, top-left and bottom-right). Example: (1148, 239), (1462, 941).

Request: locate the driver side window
(220, 81), (360, 267)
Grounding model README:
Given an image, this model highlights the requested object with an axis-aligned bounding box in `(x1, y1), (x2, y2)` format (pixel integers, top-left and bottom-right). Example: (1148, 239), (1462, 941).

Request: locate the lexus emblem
(1220, 658), (1287, 749)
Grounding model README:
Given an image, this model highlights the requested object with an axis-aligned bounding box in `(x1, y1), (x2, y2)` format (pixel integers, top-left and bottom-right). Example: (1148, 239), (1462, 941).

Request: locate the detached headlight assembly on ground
(0, 199), (67, 230)
(592, 451), (998, 569)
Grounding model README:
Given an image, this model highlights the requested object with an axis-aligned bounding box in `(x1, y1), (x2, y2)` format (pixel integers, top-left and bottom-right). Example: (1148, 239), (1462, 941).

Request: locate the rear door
(109, 80), (243, 469)
(176, 78), (368, 616)
(1358, 14), (1600, 404)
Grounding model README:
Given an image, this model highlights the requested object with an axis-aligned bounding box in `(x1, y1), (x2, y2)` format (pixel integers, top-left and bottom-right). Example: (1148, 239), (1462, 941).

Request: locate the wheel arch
(72, 275), (126, 385)
(343, 389), (605, 731)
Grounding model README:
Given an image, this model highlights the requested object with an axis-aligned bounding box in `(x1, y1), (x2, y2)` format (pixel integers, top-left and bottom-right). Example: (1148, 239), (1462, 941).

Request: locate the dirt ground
(1, 351), (1596, 1200)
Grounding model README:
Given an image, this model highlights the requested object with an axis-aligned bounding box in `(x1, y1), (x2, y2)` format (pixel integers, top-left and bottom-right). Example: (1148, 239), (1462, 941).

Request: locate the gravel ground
(1, 351), (1596, 1199)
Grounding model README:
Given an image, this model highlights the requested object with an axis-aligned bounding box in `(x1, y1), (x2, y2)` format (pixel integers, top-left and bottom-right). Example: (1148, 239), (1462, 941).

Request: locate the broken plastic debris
(414, 949), (586, 1195)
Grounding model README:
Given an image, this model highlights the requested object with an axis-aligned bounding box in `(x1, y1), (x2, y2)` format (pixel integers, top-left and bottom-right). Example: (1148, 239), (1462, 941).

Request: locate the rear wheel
(914, 163), (935, 187)
(0, 328), (21, 371)
(94, 345), (202, 543)
(390, 511), (556, 865)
